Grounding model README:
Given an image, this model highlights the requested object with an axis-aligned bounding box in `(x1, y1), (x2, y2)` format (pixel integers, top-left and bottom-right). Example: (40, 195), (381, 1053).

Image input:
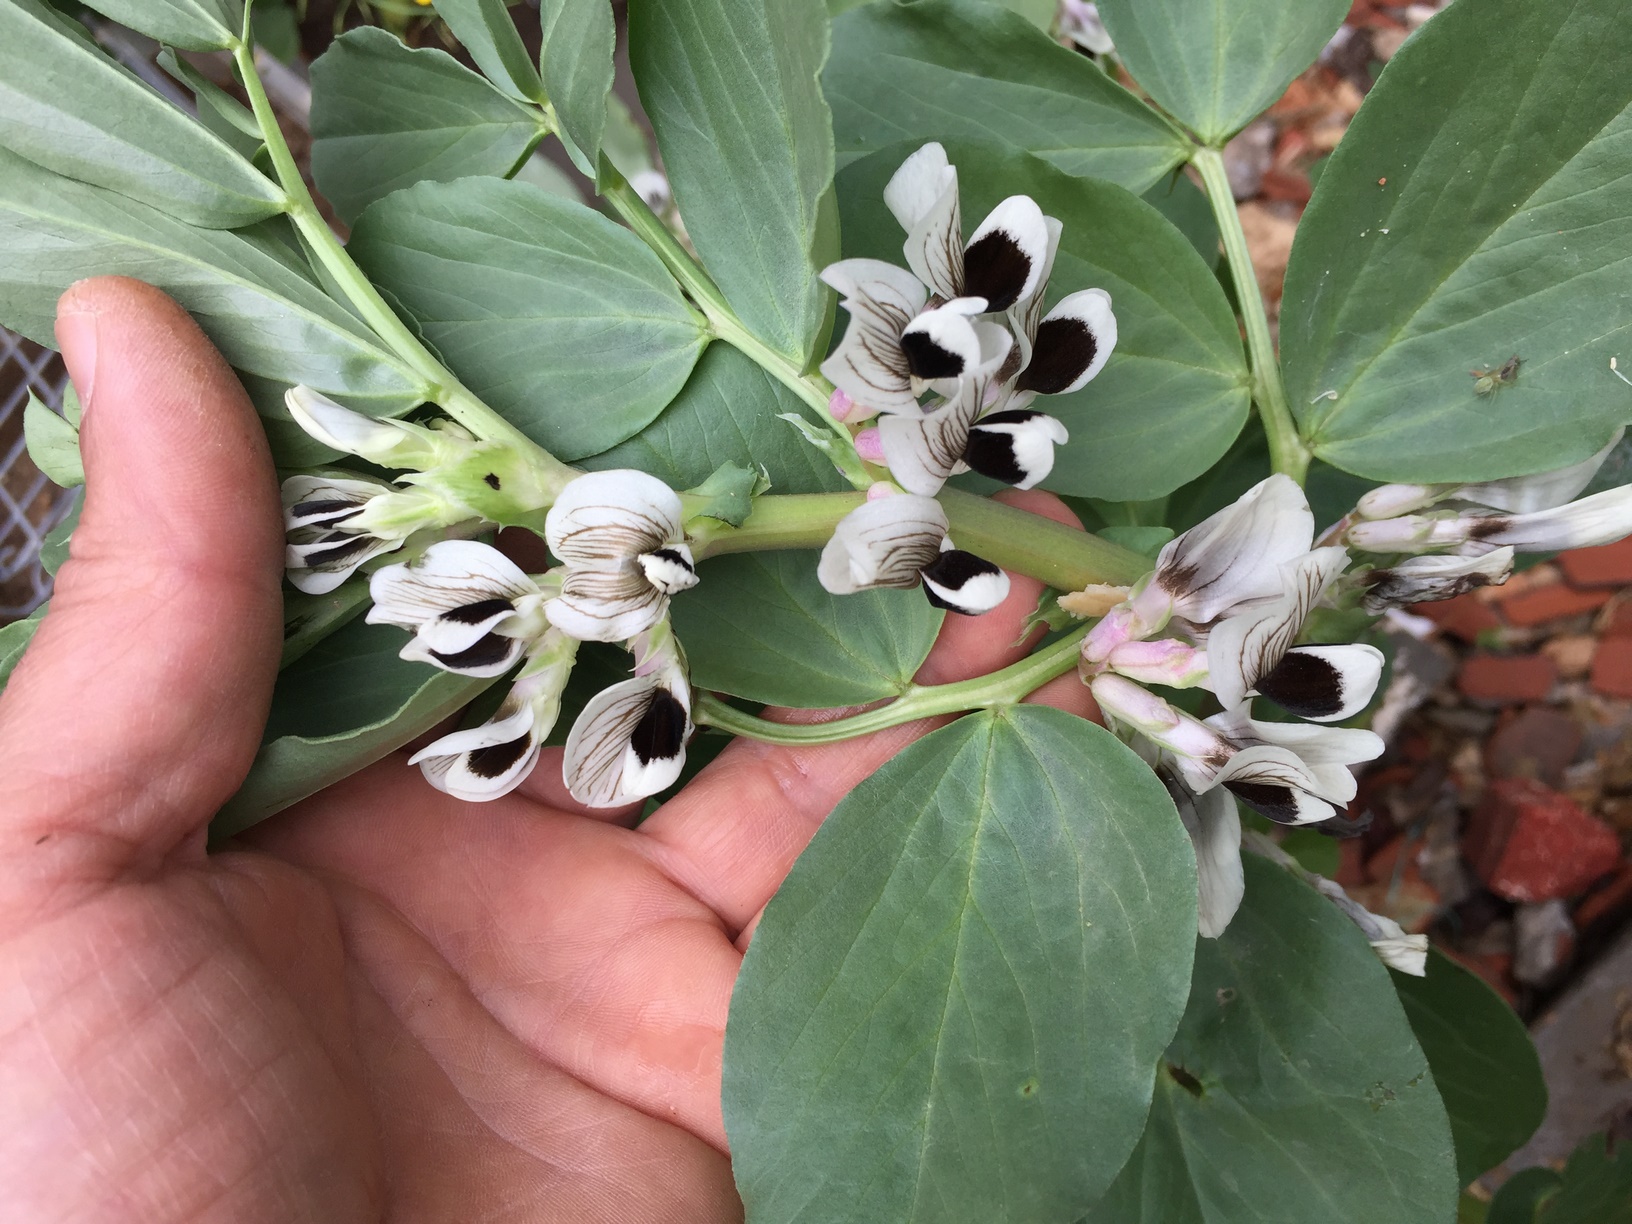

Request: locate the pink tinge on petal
(855, 428), (885, 462)
(1081, 604), (1140, 664)
(866, 481), (897, 502)
(829, 387), (855, 422)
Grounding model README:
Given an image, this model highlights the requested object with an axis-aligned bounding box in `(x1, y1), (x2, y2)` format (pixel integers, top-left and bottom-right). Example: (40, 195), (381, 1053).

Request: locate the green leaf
(80, 0), (241, 51)
(1392, 950), (1547, 1186)
(682, 462), (769, 528)
(629, 0), (839, 365)
(1537, 1136), (1632, 1224)
(1281, 0), (1632, 484)
(0, 150), (431, 463)
(1489, 1168), (1565, 1224)
(431, 0), (544, 103)
(725, 707), (1197, 1224)
(538, 0), (616, 177)
(825, 0), (1187, 193)
(251, 0), (300, 63)
(40, 494), (78, 577)
(0, 0), (282, 227)
(670, 550), (941, 706)
(580, 343), (845, 494)
(23, 392), (83, 488)
(1085, 855), (1459, 1224)
(214, 619), (492, 835)
(0, 603), (47, 692)
(310, 29), (545, 225)
(158, 49), (265, 162)
(1143, 174), (1219, 266)
(839, 142), (1250, 500)
(1094, 0), (1348, 145)
(349, 176), (709, 460)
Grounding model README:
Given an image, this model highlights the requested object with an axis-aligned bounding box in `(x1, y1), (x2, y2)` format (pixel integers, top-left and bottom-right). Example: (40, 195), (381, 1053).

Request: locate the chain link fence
(0, 329), (72, 622)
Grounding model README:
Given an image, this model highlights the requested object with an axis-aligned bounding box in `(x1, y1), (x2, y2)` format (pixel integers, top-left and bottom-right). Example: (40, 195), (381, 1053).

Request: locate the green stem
(1192, 148), (1310, 485)
(599, 166), (871, 490)
(233, 28), (576, 492)
(688, 489), (1152, 592)
(694, 625), (1089, 745)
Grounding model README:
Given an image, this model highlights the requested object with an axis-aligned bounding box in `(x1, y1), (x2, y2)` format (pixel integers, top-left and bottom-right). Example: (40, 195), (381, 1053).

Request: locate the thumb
(0, 277), (284, 890)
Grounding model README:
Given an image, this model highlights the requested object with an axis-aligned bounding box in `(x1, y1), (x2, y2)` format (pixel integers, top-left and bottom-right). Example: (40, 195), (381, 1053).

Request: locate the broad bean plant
(3, 0), (1628, 1217)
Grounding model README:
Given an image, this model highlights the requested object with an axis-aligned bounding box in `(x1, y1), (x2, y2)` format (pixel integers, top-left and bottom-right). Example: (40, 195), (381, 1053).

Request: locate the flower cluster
(279, 389), (698, 807)
(813, 143), (1116, 617)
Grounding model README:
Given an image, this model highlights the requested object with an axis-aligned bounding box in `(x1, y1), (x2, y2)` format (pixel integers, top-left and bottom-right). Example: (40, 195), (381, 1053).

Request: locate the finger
(0, 278), (284, 891)
(635, 490), (1086, 931)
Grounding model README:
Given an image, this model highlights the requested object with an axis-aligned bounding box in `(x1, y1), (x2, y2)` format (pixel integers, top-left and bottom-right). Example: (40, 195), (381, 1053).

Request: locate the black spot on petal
(484, 473), (501, 490)
(290, 498), (362, 521)
(921, 550), (1006, 614)
(1017, 317), (1098, 395)
(1258, 650), (1345, 720)
(441, 598), (515, 625)
(466, 733), (533, 779)
(964, 410), (1048, 486)
(648, 547), (694, 574)
(301, 535), (373, 568)
(962, 230), (1032, 312)
(900, 329), (967, 380)
(1224, 780), (1302, 825)
(631, 689), (688, 766)
(431, 633), (518, 671)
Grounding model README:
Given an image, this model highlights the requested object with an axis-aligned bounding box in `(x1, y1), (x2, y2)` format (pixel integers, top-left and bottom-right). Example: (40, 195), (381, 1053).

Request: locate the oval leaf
(0, 0), (282, 227)
(1393, 950), (1547, 1186)
(23, 392), (83, 488)
(431, 0), (544, 103)
(1094, 0), (1348, 146)
(838, 142), (1250, 500)
(629, 0), (839, 365)
(81, 0), (241, 50)
(826, 0), (1187, 193)
(670, 549), (940, 706)
(1085, 854), (1460, 1224)
(311, 28), (545, 225)
(1281, 0), (1632, 483)
(214, 619), (491, 836)
(348, 175), (709, 459)
(725, 706), (1197, 1224)
(0, 150), (430, 462)
(0, 604), (47, 692)
(539, 0), (616, 177)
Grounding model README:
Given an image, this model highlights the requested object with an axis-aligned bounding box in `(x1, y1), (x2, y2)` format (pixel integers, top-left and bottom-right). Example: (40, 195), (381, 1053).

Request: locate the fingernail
(56, 310), (98, 418)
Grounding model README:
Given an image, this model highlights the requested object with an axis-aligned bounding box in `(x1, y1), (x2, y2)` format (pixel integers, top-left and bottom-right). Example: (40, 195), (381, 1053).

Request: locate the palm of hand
(0, 279), (1088, 1223)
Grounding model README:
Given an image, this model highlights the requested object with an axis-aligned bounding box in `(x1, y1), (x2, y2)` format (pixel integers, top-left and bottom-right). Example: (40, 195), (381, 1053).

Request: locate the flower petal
(367, 540), (535, 631)
(1454, 428), (1624, 513)
(920, 547), (1009, 615)
(410, 701), (541, 801)
(285, 532), (402, 595)
(547, 566), (668, 642)
(1358, 548), (1514, 613)
(1154, 474), (1316, 623)
(1214, 746), (1338, 825)
(286, 386), (420, 465)
(1455, 485), (1632, 552)
(282, 472), (390, 530)
(1258, 644), (1385, 723)
(563, 674), (692, 807)
(899, 300), (991, 382)
(1204, 546), (1348, 710)
(1175, 780), (1244, 938)
(637, 544), (699, 595)
(545, 470), (682, 569)
(877, 378), (985, 496)
(963, 409), (1069, 489)
(402, 629), (526, 677)
(1015, 288), (1116, 397)
(817, 495), (948, 594)
(819, 258), (929, 417)
(1209, 707), (1384, 768)
(962, 195), (1050, 312)
(886, 144), (963, 301)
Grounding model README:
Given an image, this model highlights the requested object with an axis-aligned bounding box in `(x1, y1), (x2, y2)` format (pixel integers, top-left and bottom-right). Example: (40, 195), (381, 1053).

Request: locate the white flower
(1007, 288), (1118, 404)
(367, 540), (551, 677)
(1309, 875), (1429, 976)
(1205, 547), (1384, 722)
(1352, 485), (1632, 555)
(1058, 0), (1114, 55)
(562, 632), (692, 807)
(884, 143), (1053, 314)
(1135, 739), (1243, 939)
(285, 385), (466, 470)
(817, 493), (1010, 616)
(282, 473), (426, 594)
(1357, 429), (1623, 519)
(820, 260), (1013, 420)
(1356, 548), (1514, 613)
(409, 629), (579, 801)
(1103, 638), (1209, 688)
(1209, 709), (1383, 823)
(543, 470), (699, 643)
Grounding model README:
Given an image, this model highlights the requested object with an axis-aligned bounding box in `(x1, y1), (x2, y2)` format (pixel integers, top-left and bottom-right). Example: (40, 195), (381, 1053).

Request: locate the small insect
(1471, 354), (1521, 396)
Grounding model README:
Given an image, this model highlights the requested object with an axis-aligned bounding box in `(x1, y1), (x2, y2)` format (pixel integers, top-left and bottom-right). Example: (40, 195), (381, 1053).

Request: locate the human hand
(0, 277), (1095, 1223)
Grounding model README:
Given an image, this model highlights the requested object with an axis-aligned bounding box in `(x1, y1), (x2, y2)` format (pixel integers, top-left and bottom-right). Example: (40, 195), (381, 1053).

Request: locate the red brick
(1465, 778), (1623, 902)
(1599, 598), (1632, 638)
(1416, 593), (1501, 642)
(1259, 168), (1312, 206)
(1497, 583), (1609, 628)
(1559, 538), (1632, 588)
(1592, 637), (1632, 699)
(1458, 654), (1557, 704)
(1485, 705), (1584, 786)
(1573, 864), (1632, 932)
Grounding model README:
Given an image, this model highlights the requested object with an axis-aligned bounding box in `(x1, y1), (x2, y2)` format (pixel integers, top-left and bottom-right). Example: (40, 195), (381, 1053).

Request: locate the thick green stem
(599, 166), (871, 490)
(694, 625), (1090, 744)
(234, 30), (576, 492)
(1192, 148), (1311, 485)
(688, 489), (1152, 592)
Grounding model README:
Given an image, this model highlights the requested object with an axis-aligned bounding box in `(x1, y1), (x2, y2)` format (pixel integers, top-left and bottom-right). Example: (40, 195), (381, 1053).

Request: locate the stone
(1416, 592), (1501, 642)
(1458, 653), (1557, 705)
(1485, 705), (1584, 786)
(1559, 538), (1632, 588)
(1592, 637), (1632, 699)
(1512, 899), (1575, 987)
(1222, 121), (1276, 199)
(1542, 634), (1598, 680)
(1498, 584), (1610, 628)
(1465, 778), (1623, 903)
